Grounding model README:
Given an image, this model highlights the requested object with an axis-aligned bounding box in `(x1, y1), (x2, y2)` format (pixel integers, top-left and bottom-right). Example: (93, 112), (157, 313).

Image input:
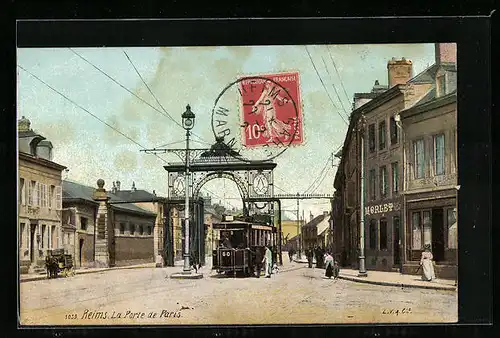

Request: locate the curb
(338, 275), (457, 291)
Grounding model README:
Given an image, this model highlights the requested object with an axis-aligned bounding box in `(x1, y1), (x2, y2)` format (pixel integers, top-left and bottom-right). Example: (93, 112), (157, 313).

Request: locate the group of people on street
(250, 245), (274, 278)
(303, 246), (340, 279)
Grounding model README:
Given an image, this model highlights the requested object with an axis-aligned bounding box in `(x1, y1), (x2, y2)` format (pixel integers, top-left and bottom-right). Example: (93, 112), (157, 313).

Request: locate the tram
(211, 215), (278, 277)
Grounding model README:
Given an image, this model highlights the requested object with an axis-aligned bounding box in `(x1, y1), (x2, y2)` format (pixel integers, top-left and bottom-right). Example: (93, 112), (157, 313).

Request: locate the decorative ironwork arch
(192, 171), (249, 202)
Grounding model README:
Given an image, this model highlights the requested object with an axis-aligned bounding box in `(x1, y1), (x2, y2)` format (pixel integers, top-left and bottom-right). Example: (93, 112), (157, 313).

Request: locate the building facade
(18, 117), (66, 274)
(400, 91), (457, 279)
(62, 180), (157, 268)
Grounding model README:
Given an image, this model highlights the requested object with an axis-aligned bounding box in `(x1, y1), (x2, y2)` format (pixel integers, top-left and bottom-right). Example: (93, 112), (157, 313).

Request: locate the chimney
(116, 180), (121, 191)
(310, 212), (313, 222)
(131, 182), (136, 191)
(387, 57), (413, 88)
(18, 116), (31, 132)
(435, 43), (457, 65)
(112, 181), (117, 194)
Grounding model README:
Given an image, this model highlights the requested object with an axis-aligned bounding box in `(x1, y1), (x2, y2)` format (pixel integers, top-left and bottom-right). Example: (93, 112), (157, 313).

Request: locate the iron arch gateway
(161, 141), (282, 268)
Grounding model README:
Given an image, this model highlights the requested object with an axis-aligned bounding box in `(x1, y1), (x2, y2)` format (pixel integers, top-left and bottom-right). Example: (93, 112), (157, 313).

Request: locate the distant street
(20, 260), (457, 325)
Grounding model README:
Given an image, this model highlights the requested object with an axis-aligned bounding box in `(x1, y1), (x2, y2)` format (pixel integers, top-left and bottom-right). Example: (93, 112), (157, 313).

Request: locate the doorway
(432, 208), (445, 262)
(30, 224), (36, 262)
(79, 238), (84, 267)
(393, 216), (401, 266)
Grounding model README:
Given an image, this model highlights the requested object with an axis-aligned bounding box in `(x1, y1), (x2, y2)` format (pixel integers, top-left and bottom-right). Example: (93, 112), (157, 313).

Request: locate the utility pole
(296, 192), (300, 259)
(358, 115), (368, 277)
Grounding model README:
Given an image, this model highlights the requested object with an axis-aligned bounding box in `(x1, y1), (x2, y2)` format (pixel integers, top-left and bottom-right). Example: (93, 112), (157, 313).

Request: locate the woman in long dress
(324, 252), (334, 278)
(420, 244), (436, 281)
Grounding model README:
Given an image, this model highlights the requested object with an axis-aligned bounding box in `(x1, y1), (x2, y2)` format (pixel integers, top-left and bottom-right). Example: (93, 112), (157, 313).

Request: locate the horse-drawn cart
(45, 249), (75, 278)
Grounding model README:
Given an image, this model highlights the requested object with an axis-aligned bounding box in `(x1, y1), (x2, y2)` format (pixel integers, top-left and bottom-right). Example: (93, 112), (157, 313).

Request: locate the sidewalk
(293, 257), (456, 291)
(20, 262), (157, 283)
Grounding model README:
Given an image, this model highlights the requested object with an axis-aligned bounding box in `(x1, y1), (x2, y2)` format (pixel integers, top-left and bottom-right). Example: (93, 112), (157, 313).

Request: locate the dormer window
(437, 74), (446, 97)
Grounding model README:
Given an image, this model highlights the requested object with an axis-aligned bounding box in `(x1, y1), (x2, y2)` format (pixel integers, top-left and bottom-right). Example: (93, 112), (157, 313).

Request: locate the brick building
(18, 117), (66, 274)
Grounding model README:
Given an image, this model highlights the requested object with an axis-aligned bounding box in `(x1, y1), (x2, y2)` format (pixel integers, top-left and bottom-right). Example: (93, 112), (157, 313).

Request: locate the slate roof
(18, 130), (44, 139)
(113, 189), (162, 203)
(408, 62), (456, 84)
(62, 180), (156, 217)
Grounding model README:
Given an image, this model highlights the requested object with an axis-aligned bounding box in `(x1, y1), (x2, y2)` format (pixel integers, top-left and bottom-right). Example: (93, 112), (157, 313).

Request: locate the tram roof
(212, 221), (274, 231)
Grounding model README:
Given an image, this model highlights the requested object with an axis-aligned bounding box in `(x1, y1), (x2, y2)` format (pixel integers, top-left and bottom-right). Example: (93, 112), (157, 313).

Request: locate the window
(379, 218), (388, 250)
(379, 166), (388, 198)
(379, 120), (386, 150)
(390, 116), (398, 145)
(369, 219), (377, 250)
(412, 210), (432, 250)
(130, 224), (135, 235)
(391, 162), (399, 194)
(413, 139), (425, 179)
(36, 182), (41, 207)
(434, 134), (445, 176)
(40, 184), (47, 208)
(29, 181), (37, 206)
(368, 124), (375, 153)
(139, 225), (144, 235)
(369, 169), (376, 201)
(19, 178), (25, 205)
(81, 217), (88, 231)
(20, 223), (25, 247)
(411, 212), (422, 249)
(119, 223), (125, 234)
(55, 186), (62, 210)
(51, 225), (56, 249)
(48, 185), (55, 209)
(147, 226), (152, 235)
(447, 208), (457, 249)
(423, 211), (432, 246)
(41, 224), (46, 248)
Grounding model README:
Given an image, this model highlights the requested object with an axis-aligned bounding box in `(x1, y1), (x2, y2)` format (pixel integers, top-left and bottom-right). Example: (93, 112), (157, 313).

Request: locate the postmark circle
(211, 75), (300, 163)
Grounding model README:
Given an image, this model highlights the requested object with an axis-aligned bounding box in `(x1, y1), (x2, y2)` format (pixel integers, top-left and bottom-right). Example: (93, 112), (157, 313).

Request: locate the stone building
(62, 180), (157, 268)
(18, 116), (66, 274)
(302, 212), (330, 251)
(399, 75), (457, 278)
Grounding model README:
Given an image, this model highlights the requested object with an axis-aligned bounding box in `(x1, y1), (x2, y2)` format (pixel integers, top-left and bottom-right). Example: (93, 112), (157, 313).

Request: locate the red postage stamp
(238, 72), (303, 148)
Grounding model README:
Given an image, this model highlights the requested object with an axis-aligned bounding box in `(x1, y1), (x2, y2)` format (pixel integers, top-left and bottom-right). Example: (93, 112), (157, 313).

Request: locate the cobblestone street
(20, 259), (458, 325)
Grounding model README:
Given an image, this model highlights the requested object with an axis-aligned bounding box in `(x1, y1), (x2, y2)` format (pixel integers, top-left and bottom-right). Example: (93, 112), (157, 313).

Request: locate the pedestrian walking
(420, 244), (436, 281)
(324, 252), (334, 278)
(288, 247), (295, 262)
(263, 245), (273, 278)
(333, 259), (340, 279)
(307, 248), (313, 268)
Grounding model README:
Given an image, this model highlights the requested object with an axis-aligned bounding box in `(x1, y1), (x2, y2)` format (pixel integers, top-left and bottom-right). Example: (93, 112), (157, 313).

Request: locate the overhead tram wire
(320, 55), (351, 122)
(18, 65), (169, 166)
(68, 48), (210, 145)
(327, 45), (352, 110)
(20, 65), (237, 211)
(304, 45), (348, 127)
(304, 153), (333, 194)
(309, 166), (333, 195)
(122, 50), (212, 147)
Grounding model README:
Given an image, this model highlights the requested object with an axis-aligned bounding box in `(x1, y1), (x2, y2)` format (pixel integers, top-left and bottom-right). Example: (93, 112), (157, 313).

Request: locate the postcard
(17, 41), (458, 325)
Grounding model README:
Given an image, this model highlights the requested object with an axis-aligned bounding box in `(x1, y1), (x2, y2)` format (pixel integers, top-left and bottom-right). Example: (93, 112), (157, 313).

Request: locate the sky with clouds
(17, 43), (436, 220)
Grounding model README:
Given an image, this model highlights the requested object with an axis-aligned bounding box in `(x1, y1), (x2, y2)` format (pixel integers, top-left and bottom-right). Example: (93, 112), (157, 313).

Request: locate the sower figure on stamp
(251, 81), (293, 143)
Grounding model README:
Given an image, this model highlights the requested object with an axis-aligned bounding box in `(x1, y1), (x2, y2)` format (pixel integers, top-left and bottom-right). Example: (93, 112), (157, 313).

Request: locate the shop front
(364, 199), (403, 271)
(403, 188), (457, 279)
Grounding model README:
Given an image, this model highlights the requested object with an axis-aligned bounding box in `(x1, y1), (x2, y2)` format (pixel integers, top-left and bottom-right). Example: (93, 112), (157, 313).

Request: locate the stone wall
(114, 236), (154, 262)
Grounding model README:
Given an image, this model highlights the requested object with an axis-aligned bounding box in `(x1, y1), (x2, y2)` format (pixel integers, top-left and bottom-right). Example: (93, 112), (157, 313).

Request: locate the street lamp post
(358, 115), (368, 277)
(171, 104), (203, 279)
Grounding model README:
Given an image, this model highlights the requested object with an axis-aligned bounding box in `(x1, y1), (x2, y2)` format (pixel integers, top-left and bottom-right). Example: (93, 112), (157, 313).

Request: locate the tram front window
(231, 230), (245, 249)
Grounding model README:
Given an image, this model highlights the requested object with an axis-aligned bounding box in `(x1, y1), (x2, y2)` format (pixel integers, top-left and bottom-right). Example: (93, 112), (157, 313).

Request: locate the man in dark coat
(252, 247), (263, 278)
(307, 248), (313, 268)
